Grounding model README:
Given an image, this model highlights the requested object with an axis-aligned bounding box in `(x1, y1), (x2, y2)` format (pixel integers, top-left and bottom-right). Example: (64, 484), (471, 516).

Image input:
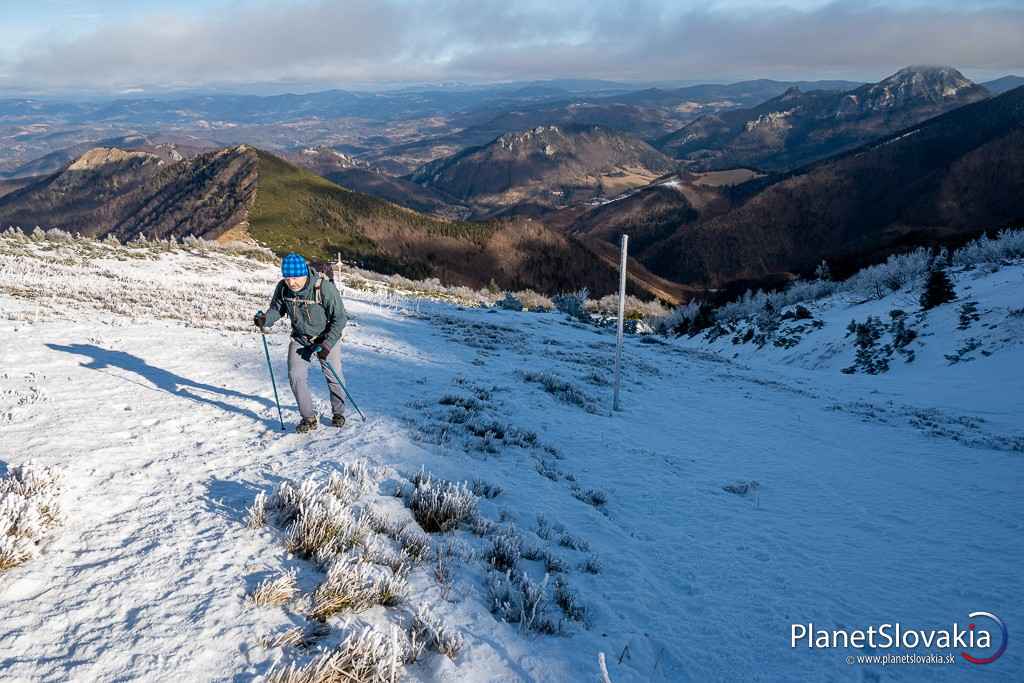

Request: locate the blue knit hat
(281, 252), (308, 278)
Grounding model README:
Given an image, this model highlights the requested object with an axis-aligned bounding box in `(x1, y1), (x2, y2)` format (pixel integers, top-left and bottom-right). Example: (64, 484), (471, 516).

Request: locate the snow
(1, 236), (1021, 681)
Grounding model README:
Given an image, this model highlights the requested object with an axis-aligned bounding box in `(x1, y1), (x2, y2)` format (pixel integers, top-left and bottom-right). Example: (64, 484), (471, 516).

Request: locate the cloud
(4, 0), (1024, 90)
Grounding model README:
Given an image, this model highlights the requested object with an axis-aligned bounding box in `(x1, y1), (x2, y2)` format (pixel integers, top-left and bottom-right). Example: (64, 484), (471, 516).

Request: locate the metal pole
(317, 349), (367, 422)
(257, 313), (286, 431)
(612, 234), (628, 411)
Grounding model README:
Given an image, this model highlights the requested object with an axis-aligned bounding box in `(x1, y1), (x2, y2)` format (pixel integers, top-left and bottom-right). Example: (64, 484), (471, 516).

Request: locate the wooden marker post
(613, 234), (628, 411)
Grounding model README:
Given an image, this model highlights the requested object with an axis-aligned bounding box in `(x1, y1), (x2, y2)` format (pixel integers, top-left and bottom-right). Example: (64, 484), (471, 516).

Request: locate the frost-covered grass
(411, 604), (465, 659)
(586, 293), (670, 320)
(267, 624), (408, 683)
(308, 557), (407, 620)
(485, 526), (522, 571)
(0, 229), (279, 329)
(487, 569), (559, 634)
(248, 569), (299, 607)
(407, 474), (478, 533)
(520, 370), (603, 414)
(242, 464), (471, 679)
(0, 461), (64, 572)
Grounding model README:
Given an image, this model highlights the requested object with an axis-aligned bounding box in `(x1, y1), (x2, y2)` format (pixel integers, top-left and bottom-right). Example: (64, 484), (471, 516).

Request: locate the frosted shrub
(0, 462), (64, 572)
(496, 292), (524, 311)
(248, 569), (298, 607)
(246, 491), (267, 529)
(411, 604), (465, 659)
(553, 576), (587, 623)
(44, 228), (74, 242)
(3, 226), (29, 242)
(470, 479), (502, 499)
(558, 531), (590, 552)
(714, 230), (1024, 327)
(579, 554), (602, 575)
(260, 475), (374, 562)
(262, 626), (313, 650)
(487, 569), (557, 634)
(268, 625), (407, 683)
(394, 525), (432, 562)
(953, 229), (1024, 266)
(285, 498), (370, 561)
(553, 288), (590, 320)
(486, 527), (522, 571)
(653, 299), (704, 335)
(515, 289), (555, 311)
(407, 475), (478, 533)
(360, 506), (400, 536)
(361, 507), (432, 563)
(845, 248), (933, 300)
(776, 278), (838, 306)
(543, 550), (569, 574)
(586, 293), (669, 320)
(717, 289), (769, 323)
(571, 486), (608, 508)
(309, 557), (407, 620)
(327, 460), (374, 502)
(361, 538), (412, 576)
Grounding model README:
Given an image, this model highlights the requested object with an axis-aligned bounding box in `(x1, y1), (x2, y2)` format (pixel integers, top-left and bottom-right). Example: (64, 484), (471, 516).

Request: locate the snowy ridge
(1, 233), (1022, 681)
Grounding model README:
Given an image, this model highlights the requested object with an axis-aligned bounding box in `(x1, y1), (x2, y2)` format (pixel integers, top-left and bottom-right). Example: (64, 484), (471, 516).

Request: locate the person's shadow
(47, 343), (281, 429)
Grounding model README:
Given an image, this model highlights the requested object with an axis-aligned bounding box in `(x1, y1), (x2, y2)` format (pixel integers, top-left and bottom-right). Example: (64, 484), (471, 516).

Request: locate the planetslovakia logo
(961, 612), (1008, 665)
(791, 611), (1008, 665)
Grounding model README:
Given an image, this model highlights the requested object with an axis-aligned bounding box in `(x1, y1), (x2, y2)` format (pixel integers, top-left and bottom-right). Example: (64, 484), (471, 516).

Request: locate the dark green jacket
(264, 275), (347, 350)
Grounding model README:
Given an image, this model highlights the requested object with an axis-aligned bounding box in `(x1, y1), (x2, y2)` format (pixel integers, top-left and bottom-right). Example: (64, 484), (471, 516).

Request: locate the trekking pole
(315, 346), (367, 422)
(257, 311), (286, 431)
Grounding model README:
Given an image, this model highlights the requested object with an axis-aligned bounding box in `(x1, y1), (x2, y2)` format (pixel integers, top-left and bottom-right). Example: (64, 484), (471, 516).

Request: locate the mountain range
(642, 84), (1024, 289)
(0, 145), (686, 301)
(2, 65), (1021, 301)
(657, 66), (990, 172)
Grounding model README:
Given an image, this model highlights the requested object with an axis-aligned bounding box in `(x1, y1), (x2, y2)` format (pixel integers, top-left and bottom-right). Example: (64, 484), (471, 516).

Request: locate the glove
(253, 312), (267, 330)
(315, 344), (331, 361)
(297, 345), (316, 362)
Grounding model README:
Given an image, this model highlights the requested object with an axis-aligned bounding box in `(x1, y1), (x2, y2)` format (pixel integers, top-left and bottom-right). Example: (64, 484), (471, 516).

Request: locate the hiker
(254, 252), (348, 432)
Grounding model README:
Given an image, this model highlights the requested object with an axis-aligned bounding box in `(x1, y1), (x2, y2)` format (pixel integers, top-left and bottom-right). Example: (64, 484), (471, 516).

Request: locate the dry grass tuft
(411, 604), (465, 659)
(1, 461), (64, 572)
(246, 491), (267, 529)
(248, 569), (299, 607)
(267, 625), (407, 683)
(407, 474), (477, 533)
(309, 557), (407, 621)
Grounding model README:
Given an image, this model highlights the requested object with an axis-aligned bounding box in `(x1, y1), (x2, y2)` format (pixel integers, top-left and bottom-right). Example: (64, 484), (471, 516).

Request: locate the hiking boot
(331, 413), (346, 428)
(296, 416), (318, 433)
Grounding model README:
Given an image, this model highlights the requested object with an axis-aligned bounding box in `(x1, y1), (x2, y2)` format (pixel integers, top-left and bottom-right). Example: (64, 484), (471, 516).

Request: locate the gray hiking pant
(287, 339), (345, 419)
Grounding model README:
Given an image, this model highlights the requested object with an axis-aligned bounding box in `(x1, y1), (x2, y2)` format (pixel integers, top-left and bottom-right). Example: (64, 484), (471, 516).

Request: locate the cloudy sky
(1, 0), (1022, 93)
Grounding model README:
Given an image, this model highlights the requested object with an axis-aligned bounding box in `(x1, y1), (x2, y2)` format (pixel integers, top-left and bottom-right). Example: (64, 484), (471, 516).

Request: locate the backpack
(308, 260), (336, 305)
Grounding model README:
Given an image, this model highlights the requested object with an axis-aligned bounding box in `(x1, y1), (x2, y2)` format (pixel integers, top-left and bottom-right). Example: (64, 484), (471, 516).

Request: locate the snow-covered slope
(678, 261), (1024, 453)
(1, 234), (1021, 681)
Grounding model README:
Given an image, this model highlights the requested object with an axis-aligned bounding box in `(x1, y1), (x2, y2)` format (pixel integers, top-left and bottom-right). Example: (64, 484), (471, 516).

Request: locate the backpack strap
(313, 272), (326, 305)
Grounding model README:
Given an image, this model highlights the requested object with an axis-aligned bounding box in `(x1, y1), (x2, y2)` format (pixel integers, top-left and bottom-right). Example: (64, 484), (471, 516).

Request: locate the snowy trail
(2, 282), (1022, 680)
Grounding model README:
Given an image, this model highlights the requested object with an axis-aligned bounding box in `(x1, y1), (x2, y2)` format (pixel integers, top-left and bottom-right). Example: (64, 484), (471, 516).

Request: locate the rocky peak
(67, 147), (160, 172)
(864, 66), (981, 109)
(498, 125), (565, 151)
